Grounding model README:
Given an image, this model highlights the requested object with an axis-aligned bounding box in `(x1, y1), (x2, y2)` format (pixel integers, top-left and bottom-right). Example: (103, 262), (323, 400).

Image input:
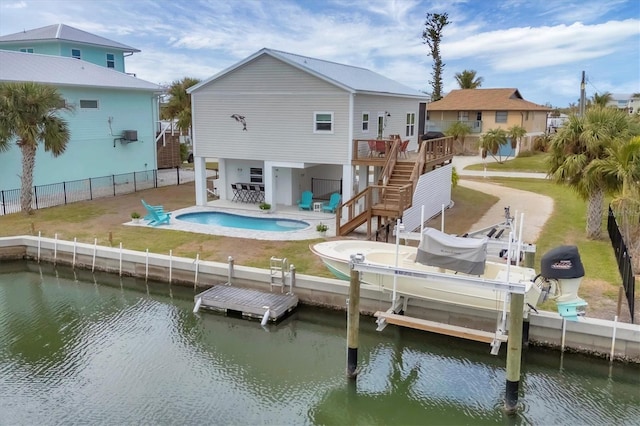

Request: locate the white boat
(311, 228), (587, 317)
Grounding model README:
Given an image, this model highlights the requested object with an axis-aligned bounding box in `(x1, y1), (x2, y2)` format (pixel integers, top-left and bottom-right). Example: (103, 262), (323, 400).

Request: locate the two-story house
(0, 25), (162, 194)
(426, 89), (550, 154)
(188, 48), (431, 206)
(0, 23), (139, 74)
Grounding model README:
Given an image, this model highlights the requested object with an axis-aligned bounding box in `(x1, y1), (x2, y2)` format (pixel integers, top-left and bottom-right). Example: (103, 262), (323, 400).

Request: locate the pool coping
(125, 205), (336, 241)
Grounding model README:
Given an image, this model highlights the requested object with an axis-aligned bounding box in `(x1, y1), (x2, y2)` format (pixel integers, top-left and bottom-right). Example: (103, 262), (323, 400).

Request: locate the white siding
(192, 55), (350, 164)
(403, 165), (452, 232)
(353, 94), (422, 149)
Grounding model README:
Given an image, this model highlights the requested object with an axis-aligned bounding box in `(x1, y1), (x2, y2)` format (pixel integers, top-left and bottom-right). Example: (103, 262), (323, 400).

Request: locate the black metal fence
(1, 167), (193, 216)
(607, 205), (635, 322)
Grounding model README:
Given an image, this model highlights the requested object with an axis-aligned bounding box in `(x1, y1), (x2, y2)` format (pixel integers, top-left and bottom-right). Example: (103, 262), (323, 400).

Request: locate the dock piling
(504, 292), (524, 414)
(347, 254), (362, 379)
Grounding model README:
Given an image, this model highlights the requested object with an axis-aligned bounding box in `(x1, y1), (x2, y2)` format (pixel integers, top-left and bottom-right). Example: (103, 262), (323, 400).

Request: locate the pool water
(176, 211), (308, 231)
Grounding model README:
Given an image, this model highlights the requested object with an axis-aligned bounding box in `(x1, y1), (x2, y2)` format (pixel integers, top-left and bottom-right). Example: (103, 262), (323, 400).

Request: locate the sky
(1, 0), (639, 108)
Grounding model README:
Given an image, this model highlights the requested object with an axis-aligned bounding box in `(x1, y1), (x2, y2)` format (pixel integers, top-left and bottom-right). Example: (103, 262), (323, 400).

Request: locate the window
(250, 168), (263, 184)
(106, 53), (115, 68)
(476, 112), (482, 121)
(314, 112), (333, 133)
(71, 48), (81, 59)
(362, 112), (369, 132)
(19, 48), (34, 53)
(495, 111), (507, 123)
(457, 111), (469, 121)
(79, 99), (98, 109)
(405, 112), (415, 137)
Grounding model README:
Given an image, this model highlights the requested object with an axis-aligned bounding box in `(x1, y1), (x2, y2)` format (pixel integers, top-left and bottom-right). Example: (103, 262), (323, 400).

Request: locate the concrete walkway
(451, 155), (553, 242)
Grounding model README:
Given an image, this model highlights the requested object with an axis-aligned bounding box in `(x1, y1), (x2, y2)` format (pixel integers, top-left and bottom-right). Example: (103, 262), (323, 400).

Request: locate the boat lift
(349, 253), (528, 355)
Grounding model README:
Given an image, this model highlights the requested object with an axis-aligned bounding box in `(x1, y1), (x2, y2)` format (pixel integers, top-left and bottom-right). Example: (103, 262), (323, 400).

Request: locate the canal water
(1, 261), (638, 425)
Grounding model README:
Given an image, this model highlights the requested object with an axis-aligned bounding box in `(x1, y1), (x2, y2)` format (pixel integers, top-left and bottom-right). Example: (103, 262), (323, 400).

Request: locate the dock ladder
(270, 256), (293, 293)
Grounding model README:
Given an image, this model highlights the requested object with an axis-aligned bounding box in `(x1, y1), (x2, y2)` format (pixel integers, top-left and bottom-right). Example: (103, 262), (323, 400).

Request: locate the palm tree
(479, 128), (508, 163)
(589, 136), (640, 267)
(591, 92), (613, 108)
(0, 82), (72, 214)
(444, 121), (472, 154)
(454, 70), (483, 89)
(160, 77), (200, 134)
(507, 124), (527, 150)
(548, 106), (636, 239)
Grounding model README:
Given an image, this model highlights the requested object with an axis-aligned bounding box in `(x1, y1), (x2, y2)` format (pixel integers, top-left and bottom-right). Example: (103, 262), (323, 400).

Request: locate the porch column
(263, 165), (275, 210)
(194, 156), (207, 206)
(342, 164), (354, 202)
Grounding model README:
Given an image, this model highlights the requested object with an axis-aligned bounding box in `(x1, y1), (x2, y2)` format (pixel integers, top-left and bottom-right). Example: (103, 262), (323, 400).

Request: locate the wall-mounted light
(237, 168), (243, 172)
(385, 111), (391, 117)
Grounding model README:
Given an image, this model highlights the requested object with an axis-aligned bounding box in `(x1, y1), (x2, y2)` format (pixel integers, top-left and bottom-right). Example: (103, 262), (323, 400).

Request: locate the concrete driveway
(452, 155), (553, 242)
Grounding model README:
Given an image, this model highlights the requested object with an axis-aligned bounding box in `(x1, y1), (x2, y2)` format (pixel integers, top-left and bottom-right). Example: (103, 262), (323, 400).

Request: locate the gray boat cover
(415, 228), (488, 274)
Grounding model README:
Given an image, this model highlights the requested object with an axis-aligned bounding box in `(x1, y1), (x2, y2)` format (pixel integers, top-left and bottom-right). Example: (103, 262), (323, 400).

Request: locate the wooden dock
(194, 285), (298, 323)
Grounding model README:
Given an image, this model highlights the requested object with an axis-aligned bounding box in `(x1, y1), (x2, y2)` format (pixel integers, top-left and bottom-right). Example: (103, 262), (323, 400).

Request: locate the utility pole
(578, 71), (586, 116)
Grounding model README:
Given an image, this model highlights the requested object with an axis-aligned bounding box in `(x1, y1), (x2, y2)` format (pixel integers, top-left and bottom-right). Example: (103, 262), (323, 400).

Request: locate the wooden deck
(195, 285), (298, 322)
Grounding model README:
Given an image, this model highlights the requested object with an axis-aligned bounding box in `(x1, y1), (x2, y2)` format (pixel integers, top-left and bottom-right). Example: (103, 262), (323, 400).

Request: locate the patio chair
(141, 200), (171, 226)
(367, 140), (377, 157)
(399, 139), (409, 158)
(322, 193), (341, 213)
(141, 199), (165, 221)
(375, 140), (386, 156)
(231, 183), (242, 202)
(297, 191), (313, 210)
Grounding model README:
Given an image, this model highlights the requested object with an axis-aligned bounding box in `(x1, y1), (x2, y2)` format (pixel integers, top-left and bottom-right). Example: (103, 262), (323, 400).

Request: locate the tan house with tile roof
(425, 88), (550, 152)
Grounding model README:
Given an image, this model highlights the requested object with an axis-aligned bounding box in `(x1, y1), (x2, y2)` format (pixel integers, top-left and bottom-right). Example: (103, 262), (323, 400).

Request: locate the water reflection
(0, 261), (638, 425)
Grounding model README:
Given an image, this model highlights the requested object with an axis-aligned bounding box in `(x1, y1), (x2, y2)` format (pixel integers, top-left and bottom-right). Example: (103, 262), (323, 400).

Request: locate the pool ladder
(270, 256), (293, 294)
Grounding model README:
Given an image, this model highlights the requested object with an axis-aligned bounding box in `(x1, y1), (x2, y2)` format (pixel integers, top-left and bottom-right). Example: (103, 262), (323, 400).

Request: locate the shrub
(131, 211), (141, 219)
(316, 223), (328, 232)
(259, 202), (271, 210)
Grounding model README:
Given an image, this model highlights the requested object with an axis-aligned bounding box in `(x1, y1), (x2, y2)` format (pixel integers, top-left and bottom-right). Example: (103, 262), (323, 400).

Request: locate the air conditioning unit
(122, 130), (138, 141)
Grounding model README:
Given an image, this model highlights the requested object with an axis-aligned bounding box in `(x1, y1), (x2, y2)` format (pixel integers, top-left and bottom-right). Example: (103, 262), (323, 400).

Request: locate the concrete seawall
(1, 235), (638, 362)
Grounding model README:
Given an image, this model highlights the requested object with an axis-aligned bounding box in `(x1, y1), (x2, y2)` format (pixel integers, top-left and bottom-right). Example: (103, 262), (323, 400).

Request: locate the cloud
(443, 19), (640, 71)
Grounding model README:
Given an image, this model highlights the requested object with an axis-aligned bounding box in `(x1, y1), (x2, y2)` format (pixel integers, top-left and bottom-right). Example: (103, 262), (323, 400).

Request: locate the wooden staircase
(336, 136), (454, 238)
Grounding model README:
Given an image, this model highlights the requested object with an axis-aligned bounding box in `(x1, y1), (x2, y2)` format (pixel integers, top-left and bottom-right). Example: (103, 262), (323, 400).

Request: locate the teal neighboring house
(0, 23), (139, 74)
(0, 25), (162, 192)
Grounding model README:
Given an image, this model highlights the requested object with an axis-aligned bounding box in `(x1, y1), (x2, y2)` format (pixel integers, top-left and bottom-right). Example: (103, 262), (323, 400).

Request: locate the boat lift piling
(346, 254), (363, 379)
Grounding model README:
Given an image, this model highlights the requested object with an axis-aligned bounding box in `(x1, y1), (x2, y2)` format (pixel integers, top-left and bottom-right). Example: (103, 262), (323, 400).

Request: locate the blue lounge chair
(297, 191), (313, 210)
(141, 199), (164, 221)
(141, 200), (171, 226)
(322, 193), (341, 213)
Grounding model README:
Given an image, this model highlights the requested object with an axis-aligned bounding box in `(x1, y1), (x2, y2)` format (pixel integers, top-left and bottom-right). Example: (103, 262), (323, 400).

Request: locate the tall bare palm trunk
(20, 142), (37, 214)
(586, 186), (604, 239)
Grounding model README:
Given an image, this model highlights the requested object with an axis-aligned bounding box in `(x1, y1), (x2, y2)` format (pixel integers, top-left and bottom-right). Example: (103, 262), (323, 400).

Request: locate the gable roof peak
(0, 23), (140, 53)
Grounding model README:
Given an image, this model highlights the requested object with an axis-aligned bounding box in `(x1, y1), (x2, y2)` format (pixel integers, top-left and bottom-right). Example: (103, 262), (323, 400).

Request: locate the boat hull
(311, 240), (542, 313)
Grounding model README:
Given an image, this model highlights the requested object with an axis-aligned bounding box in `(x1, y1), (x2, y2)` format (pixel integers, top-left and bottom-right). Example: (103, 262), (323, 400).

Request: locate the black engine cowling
(540, 245), (585, 279)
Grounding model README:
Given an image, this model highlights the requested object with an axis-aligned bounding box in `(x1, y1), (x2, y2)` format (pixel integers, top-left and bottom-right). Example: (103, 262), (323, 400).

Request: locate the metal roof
(0, 24), (140, 53)
(189, 48), (427, 99)
(0, 50), (162, 91)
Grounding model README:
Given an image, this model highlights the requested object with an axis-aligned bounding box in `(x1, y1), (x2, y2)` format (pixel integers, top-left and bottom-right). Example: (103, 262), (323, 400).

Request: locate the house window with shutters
(495, 111), (507, 123)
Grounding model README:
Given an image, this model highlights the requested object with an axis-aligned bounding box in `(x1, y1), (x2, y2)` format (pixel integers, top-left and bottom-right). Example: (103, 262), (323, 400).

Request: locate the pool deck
(126, 199), (338, 241)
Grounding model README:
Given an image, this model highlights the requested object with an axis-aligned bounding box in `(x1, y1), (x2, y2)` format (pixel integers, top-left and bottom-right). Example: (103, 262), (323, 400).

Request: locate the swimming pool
(176, 211), (309, 232)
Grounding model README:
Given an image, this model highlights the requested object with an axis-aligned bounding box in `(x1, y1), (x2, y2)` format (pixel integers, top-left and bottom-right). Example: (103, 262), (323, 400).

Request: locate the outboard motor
(539, 245), (587, 320)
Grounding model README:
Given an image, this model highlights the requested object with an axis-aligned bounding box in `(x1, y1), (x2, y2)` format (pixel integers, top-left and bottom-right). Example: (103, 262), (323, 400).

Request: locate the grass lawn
(465, 152), (549, 173)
